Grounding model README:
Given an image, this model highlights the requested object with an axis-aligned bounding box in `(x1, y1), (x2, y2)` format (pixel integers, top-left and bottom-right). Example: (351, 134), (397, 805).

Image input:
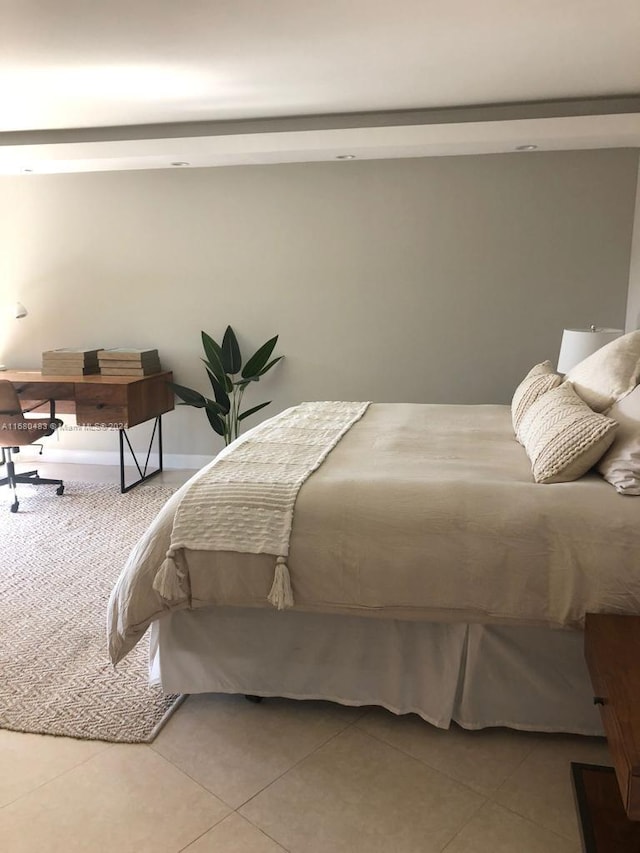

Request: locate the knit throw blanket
(153, 401), (370, 609)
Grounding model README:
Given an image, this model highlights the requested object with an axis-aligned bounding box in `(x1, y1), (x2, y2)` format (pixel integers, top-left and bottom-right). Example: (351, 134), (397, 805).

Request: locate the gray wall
(625, 162), (640, 331)
(0, 149), (637, 460)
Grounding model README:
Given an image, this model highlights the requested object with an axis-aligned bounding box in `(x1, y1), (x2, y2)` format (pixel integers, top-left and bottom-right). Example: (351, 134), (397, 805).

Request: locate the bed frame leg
(244, 695), (263, 704)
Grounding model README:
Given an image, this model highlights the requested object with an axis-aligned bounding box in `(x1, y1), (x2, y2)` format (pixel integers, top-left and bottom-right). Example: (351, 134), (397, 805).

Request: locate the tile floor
(0, 462), (607, 852)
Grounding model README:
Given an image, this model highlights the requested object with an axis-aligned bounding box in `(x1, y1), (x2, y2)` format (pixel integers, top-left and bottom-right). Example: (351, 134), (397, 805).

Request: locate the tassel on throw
(152, 550), (185, 601)
(268, 556), (294, 610)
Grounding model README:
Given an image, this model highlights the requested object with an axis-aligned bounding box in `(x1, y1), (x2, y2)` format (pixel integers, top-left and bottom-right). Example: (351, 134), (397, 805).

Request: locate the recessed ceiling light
(335, 154), (356, 160)
(515, 145), (538, 151)
(171, 161), (190, 167)
(23, 168), (33, 173)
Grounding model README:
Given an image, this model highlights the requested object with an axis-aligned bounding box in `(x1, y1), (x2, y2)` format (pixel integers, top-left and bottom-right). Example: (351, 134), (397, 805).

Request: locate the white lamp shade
(557, 327), (624, 374)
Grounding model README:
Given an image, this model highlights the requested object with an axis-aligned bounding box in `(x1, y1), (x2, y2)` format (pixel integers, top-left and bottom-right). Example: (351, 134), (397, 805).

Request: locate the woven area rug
(0, 480), (184, 743)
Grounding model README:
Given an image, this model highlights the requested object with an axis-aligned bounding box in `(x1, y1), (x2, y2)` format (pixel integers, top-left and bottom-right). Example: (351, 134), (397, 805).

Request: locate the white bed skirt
(150, 607), (603, 736)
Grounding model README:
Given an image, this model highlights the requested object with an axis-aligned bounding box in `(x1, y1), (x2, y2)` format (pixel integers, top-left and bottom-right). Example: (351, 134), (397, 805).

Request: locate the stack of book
(42, 348), (101, 375)
(98, 348), (161, 376)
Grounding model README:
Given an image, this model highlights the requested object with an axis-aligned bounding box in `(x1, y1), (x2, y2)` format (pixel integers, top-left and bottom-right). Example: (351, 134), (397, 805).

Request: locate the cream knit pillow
(511, 361), (563, 441)
(566, 330), (640, 412)
(518, 383), (618, 484)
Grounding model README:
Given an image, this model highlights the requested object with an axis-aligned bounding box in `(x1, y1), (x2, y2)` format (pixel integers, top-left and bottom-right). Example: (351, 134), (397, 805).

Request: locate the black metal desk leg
(119, 416), (164, 493)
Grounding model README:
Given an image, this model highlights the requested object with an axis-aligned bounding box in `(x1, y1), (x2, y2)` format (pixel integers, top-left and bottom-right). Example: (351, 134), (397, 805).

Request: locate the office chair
(0, 379), (64, 513)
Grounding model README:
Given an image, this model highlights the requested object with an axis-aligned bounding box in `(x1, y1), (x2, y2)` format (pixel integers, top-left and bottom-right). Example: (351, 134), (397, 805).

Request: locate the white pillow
(597, 385), (640, 494)
(518, 383), (618, 484)
(511, 361), (562, 441)
(566, 329), (640, 412)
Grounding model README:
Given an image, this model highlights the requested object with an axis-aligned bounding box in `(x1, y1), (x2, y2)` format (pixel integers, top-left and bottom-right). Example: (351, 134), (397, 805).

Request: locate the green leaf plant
(169, 326), (283, 446)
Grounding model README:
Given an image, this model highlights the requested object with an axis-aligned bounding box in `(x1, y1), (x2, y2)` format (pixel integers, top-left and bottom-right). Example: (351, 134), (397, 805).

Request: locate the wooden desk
(4, 370), (174, 491)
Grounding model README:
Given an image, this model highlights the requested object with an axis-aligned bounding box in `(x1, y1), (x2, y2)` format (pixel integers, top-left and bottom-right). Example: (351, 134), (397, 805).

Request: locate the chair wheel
(10, 501), (18, 513)
(56, 485), (64, 495)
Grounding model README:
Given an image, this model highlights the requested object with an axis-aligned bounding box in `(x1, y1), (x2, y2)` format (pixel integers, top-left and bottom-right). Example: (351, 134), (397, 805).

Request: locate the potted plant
(170, 326), (283, 445)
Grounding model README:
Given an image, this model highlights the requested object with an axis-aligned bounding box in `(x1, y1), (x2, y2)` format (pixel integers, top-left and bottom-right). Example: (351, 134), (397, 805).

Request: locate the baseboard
(13, 447), (212, 470)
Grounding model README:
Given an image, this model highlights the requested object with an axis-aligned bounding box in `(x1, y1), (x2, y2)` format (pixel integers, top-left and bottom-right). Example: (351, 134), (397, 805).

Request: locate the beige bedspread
(108, 403), (640, 664)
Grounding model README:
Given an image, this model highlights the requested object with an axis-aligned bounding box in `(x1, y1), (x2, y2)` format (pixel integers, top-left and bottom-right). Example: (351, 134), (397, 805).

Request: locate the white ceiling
(1, 0), (639, 173)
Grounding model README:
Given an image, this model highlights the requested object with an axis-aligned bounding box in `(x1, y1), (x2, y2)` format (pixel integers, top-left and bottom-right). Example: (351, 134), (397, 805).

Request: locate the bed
(107, 401), (640, 735)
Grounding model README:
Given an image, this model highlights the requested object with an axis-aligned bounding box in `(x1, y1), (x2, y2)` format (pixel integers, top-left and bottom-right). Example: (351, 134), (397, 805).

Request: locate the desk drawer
(15, 381), (75, 401)
(75, 385), (128, 427)
(75, 385), (127, 407)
